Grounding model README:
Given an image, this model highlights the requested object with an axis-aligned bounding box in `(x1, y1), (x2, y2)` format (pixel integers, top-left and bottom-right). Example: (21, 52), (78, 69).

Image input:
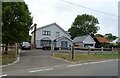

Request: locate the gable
(56, 36), (72, 42)
(34, 23), (71, 41)
(83, 36), (96, 43)
(35, 23), (71, 37)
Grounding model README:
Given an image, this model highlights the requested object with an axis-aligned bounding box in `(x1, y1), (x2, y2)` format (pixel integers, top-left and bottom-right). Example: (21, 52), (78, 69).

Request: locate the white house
(31, 23), (72, 49)
(73, 35), (96, 48)
(111, 38), (120, 44)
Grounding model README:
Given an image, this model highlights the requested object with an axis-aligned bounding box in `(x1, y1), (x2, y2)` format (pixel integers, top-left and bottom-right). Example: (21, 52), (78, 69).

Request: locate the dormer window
(42, 31), (51, 36)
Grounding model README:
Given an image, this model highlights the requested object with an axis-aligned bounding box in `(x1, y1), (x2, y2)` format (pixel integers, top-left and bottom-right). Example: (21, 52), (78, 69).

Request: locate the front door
(41, 40), (51, 47)
(61, 41), (68, 48)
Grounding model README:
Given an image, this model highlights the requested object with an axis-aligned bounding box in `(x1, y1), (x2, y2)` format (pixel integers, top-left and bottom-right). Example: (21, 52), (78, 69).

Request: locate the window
(56, 32), (60, 38)
(42, 31), (51, 36)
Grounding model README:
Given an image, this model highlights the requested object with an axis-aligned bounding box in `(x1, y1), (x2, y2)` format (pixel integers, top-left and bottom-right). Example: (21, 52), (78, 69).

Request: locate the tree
(68, 27), (80, 39)
(2, 2), (33, 52)
(104, 33), (117, 41)
(95, 34), (104, 37)
(68, 14), (99, 39)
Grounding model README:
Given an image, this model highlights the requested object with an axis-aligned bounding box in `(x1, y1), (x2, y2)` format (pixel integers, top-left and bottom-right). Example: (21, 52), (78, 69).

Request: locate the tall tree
(2, 2), (33, 43)
(2, 2), (33, 52)
(68, 14), (99, 39)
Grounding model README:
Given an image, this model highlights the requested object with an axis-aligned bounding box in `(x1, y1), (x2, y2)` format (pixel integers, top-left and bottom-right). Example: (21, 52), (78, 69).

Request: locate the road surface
(2, 59), (118, 76)
(2, 49), (70, 72)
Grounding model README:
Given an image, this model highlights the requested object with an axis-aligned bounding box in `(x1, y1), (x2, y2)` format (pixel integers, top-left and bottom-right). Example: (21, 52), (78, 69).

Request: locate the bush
(117, 43), (120, 48)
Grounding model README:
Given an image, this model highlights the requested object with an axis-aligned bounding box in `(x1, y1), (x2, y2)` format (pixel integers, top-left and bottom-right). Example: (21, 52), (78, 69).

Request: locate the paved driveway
(2, 49), (69, 72)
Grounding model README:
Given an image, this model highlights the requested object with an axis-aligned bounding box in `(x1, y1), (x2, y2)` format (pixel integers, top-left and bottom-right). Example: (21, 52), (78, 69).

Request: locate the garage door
(61, 41), (68, 48)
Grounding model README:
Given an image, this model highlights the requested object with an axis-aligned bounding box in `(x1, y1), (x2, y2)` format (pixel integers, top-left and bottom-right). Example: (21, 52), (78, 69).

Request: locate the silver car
(21, 42), (31, 50)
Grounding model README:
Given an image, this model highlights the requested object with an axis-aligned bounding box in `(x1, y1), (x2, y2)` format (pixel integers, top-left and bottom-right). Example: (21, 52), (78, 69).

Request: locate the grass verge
(0, 51), (16, 65)
(54, 52), (119, 62)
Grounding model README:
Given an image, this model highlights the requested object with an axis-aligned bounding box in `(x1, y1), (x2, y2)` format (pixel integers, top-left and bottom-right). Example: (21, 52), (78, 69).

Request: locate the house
(94, 36), (110, 48)
(111, 38), (119, 44)
(73, 35), (96, 48)
(31, 23), (72, 49)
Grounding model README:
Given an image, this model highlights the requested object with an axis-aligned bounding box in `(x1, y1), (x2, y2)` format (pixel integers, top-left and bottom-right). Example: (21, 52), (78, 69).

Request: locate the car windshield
(23, 42), (30, 46)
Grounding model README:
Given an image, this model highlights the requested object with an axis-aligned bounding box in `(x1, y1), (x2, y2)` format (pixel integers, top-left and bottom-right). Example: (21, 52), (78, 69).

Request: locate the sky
(24, 0), (119, 36)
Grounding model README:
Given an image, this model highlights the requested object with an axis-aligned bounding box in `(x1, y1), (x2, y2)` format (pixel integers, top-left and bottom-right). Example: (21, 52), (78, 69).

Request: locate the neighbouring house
(111, 38), (119, 44)
(73, 35), (96, 48)
(110, 38), (119, 48)
(94, 36), (110, 48)
(31, 23), (72, 49)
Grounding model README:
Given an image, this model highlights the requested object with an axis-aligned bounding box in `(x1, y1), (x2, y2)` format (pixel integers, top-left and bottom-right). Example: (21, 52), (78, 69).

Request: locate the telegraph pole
(33, 23), (37, 48)
(31, 24), (37, 48)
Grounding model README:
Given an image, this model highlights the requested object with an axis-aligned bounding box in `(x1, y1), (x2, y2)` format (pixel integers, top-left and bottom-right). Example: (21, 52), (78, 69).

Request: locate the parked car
(88, 46), (95, 51)
(85, 46), (95, 51)
(21, 42), (31, 50)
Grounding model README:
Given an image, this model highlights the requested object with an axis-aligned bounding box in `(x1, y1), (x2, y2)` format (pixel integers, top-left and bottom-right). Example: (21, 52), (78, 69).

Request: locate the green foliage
(117, 42), (120, 48)
(68, 14), (99, 39)
(68, 27), (80, 39)
(95, 34), (104, 37)
(2, 2), (33, 43)
(104, 33), (117, 41)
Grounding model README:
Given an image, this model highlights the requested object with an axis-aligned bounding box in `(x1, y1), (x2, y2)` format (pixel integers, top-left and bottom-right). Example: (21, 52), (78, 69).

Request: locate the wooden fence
(0, 44), (20, 59)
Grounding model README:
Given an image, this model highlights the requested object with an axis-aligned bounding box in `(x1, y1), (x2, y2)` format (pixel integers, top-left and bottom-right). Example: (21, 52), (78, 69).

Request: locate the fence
(52, 47), (118, 54)
(0, 44), (20, 59)
(52, 47), (118, 60)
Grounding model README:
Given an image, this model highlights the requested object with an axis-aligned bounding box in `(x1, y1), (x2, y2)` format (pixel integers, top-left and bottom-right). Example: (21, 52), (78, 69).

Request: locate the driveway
(2, 49), (70, 72)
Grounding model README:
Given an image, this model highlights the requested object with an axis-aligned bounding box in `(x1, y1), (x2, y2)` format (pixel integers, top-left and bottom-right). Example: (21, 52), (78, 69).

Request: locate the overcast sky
(24, 0), (119, 36)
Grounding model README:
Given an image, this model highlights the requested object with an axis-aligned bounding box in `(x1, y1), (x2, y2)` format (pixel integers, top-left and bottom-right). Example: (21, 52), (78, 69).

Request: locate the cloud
(25, 0), (119, 36)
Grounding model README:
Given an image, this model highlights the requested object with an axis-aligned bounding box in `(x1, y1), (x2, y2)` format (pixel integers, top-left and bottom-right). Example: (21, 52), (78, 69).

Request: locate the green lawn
(0, 51), (16, 65)
(54, 52), (119, 62)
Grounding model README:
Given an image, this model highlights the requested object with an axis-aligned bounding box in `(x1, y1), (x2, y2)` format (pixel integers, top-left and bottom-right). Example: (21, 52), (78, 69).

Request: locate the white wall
(83, 36), (96, 44)
(36, 24), (70, 41)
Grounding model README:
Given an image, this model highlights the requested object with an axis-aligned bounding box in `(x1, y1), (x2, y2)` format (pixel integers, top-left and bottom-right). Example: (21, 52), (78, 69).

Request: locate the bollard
(101, 47), (104, 55)
(88, 47), (90, 54)
(112, 47), (114, 56)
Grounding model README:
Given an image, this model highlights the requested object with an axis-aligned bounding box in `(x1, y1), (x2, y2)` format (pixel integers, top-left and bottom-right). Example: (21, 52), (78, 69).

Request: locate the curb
(51, 56), (77, 64)
(51, 56), (118, 64)
(0, 49), (21, 67)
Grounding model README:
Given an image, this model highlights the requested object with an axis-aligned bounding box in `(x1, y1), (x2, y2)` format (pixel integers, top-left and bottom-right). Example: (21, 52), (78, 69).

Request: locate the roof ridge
(32, 23), (71, 37)
(37, 22), (56, 30)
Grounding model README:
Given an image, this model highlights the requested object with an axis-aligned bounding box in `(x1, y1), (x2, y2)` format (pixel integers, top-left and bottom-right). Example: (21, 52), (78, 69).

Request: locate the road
(2, 59), (118, 76)
(2, 49), (70, 72)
